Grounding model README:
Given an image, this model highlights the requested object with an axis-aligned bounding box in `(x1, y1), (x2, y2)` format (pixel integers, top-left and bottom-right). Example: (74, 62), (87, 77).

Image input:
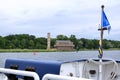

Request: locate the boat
(0, 5), (120, 80)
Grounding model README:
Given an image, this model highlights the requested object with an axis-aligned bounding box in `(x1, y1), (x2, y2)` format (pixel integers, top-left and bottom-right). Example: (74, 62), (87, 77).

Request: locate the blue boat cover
(5, 58), (62, 79)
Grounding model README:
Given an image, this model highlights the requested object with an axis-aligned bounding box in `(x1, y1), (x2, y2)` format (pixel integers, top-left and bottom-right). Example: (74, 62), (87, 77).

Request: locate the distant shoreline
(0, 49), (77, 52)
(0, 49), (57, 52)
(0, 48), (120, 52)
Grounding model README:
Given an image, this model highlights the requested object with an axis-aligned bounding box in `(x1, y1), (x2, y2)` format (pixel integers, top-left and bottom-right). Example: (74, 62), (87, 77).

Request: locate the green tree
(76, 40), (83, 51)
(20, 39), (26, 49)
(0, 36), (5, 48)
(51, 38), (56, 48)
(28, 40), (35, 49)
(35, 37), (47, 49)
(80, 38), (88, 48)
(92, 39), (99, 49)
(0, 34), (120, 49)
(56, 35), (68, 40)
(69, 35), (77, 49)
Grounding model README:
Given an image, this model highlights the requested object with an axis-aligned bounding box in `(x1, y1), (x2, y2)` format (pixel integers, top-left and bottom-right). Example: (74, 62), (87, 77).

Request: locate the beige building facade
(54, 40), (74, 50)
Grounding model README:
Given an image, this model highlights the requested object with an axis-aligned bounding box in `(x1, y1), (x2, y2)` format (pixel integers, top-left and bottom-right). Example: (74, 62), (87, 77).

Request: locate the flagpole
(99, 5), (103, 80)
(98, 4), (111, 80)
(98, 5), (106, 80)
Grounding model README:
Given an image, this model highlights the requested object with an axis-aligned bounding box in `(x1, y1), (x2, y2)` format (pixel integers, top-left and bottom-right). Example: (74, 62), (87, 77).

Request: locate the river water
(0, 50), (120, 67)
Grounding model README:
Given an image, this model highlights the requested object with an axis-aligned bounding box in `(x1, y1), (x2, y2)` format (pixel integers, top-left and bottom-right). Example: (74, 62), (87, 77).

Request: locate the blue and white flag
(102, 10), (111, 33)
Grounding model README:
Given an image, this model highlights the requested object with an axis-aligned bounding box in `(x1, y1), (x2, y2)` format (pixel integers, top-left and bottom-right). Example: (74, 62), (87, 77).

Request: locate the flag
(102, 10), (111, 33)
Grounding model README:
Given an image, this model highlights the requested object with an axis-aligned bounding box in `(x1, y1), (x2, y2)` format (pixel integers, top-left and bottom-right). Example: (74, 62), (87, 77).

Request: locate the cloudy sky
(0, 0), (120, 40)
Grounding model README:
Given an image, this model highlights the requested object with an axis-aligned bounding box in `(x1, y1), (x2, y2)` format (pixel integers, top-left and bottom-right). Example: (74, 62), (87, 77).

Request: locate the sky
(0, 0), (120, 40)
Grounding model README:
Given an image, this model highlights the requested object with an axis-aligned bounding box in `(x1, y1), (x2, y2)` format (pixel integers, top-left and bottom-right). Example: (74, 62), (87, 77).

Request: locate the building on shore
(54, 40), (74, 51)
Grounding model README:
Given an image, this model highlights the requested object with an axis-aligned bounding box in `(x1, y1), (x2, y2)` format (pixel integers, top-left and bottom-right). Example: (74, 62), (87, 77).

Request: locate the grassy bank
(0, 49), (57, 52)
(0, 48), (119, 52)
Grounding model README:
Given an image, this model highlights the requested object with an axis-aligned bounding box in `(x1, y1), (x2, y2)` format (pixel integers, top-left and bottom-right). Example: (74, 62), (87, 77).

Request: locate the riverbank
(0, 48), (119, 52)
(0, 49), (58, 52)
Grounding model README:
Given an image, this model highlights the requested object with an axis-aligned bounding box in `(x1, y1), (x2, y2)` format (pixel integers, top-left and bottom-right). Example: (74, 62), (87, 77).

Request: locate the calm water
(0, 50), (120, 67)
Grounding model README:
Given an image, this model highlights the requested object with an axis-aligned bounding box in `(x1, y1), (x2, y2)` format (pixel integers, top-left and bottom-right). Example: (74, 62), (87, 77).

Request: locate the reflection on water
(0, 50), (120, 67)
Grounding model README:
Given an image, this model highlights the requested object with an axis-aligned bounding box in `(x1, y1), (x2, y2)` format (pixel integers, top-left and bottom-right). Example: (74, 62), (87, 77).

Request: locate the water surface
(0, 50), (120, 67)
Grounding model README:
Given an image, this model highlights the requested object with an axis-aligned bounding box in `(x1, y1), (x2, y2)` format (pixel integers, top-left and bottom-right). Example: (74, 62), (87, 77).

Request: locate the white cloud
(0, 0), (120, 40)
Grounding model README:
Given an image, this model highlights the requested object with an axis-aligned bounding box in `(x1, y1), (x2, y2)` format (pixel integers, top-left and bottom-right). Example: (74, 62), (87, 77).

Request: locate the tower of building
(47, 33), (51, 50)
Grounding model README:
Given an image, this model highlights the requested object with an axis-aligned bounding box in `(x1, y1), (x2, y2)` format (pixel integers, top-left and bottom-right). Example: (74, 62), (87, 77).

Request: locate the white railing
(0, 68), (40, 80)
(0, 68), (93, 80)
(42, 74), (92, 80)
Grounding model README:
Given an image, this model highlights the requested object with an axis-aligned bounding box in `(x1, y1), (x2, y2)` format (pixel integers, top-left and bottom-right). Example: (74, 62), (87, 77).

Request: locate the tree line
(0, 34), (120, 50)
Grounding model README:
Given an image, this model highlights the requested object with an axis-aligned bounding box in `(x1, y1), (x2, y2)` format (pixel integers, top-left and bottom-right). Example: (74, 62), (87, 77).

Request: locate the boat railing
(0, 68), (40, 80)
(42, 74), (92, 80)
(0, 68), (93, 80)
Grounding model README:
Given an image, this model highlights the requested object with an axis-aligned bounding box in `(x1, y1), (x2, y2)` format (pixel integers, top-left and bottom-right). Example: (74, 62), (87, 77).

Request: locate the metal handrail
(0, 68), (40, 80)
(42, 74), (92, 80)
